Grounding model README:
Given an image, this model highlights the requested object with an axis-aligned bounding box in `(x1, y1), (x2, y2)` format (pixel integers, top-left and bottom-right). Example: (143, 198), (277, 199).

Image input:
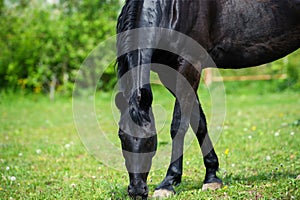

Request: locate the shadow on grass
(153, 171), (299, 195)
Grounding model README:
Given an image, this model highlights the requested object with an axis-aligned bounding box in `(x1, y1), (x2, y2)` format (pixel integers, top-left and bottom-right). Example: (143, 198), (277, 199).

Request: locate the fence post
(204, 68), (213, 86)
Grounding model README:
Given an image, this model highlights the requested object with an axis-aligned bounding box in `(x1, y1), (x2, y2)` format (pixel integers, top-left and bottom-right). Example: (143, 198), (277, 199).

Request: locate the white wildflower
(36, 149), (42, 154)
(70, 183), (76, 188)
(10, 176), (16, 181)
(266, 156), (271, 161)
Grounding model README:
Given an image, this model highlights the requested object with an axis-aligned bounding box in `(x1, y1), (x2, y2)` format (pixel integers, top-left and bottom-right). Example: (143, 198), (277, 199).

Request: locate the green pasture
(1, 81), (300, 199)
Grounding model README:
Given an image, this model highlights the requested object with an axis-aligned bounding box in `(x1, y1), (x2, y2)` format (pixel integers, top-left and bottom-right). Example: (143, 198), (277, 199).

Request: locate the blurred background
(0, 0), (299, 98)
(0, 0), (120, 97)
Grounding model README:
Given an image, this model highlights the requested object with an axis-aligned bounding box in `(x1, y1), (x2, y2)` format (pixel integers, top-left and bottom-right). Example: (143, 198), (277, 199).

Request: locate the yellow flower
(224, 148), (229, 155)
(223, 186), (228, 190)
(34, 86), (42, 93)
(17, 79), (23, 85)
(18, 79), (28, 89)
(0, 187), (3, 191)
(251, 126), (257, 131)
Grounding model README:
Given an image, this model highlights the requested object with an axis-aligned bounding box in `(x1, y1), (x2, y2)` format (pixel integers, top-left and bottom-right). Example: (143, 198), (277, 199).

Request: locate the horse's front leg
(153, 62), (199, 198)
(190, 96), (223, 190)
(153, 100), (184, 197)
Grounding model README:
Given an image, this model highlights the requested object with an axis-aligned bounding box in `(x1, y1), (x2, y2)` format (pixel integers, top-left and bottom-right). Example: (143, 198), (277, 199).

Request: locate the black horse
(115, 0), (300, 199)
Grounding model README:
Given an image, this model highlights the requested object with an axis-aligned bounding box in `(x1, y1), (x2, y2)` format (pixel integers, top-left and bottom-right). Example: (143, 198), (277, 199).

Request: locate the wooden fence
(203, 68), (287, 85)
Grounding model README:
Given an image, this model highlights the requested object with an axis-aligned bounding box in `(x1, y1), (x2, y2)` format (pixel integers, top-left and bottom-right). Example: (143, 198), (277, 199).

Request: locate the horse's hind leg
(190, 97), (223, 190)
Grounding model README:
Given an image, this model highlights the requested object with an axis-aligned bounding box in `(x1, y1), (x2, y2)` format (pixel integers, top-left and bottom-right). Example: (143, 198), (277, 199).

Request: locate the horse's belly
(208, 0), (300, 68)
(209, 32), (300, 69)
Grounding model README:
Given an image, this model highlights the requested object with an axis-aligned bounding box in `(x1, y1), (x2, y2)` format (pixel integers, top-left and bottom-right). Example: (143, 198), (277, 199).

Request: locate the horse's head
(116, 89), (157, 198)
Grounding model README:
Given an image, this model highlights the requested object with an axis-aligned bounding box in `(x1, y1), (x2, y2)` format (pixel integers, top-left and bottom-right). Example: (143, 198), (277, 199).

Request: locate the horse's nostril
(143, 186), (148, 193)
(127, 184), (148, 199)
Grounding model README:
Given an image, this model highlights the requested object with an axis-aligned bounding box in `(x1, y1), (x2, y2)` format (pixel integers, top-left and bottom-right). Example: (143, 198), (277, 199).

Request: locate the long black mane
(116, 0), (141, 79)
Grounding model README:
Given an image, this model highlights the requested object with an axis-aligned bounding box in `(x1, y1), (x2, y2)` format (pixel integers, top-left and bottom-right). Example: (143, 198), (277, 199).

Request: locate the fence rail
(203, 68), (287, 85)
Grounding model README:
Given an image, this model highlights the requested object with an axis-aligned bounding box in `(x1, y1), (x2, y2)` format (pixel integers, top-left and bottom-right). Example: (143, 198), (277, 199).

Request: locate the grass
(1, 81), (300, 199)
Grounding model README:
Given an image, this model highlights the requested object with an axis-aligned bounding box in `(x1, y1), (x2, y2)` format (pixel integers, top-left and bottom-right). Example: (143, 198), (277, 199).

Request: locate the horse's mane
(116, 0), (141, 78)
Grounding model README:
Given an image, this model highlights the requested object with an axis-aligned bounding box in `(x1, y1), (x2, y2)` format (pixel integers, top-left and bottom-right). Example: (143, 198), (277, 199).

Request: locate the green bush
(279, 50), (300, 90)
(0, 0), (120, 95)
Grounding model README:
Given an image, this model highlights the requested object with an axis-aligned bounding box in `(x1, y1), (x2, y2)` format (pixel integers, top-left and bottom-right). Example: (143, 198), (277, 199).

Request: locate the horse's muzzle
(128, 182), (148, 199)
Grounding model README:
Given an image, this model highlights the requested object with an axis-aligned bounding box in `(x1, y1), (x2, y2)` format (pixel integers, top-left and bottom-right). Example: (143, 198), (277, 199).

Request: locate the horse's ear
(115, 92), (127, 111)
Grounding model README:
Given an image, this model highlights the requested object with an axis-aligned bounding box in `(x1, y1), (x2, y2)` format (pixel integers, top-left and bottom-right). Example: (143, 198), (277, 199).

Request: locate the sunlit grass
(1, 82), (299, 199)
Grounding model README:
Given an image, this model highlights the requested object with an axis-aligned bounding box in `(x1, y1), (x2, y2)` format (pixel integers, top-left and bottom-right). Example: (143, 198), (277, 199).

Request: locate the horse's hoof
(202, 182), (223, 191)
(152, 189), (175, 198)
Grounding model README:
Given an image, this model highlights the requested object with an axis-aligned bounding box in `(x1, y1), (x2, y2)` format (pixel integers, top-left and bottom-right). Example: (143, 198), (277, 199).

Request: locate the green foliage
(278, 50), (300, 90)
(0, 0), (121, 94)
(1, 0), (299, 95)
